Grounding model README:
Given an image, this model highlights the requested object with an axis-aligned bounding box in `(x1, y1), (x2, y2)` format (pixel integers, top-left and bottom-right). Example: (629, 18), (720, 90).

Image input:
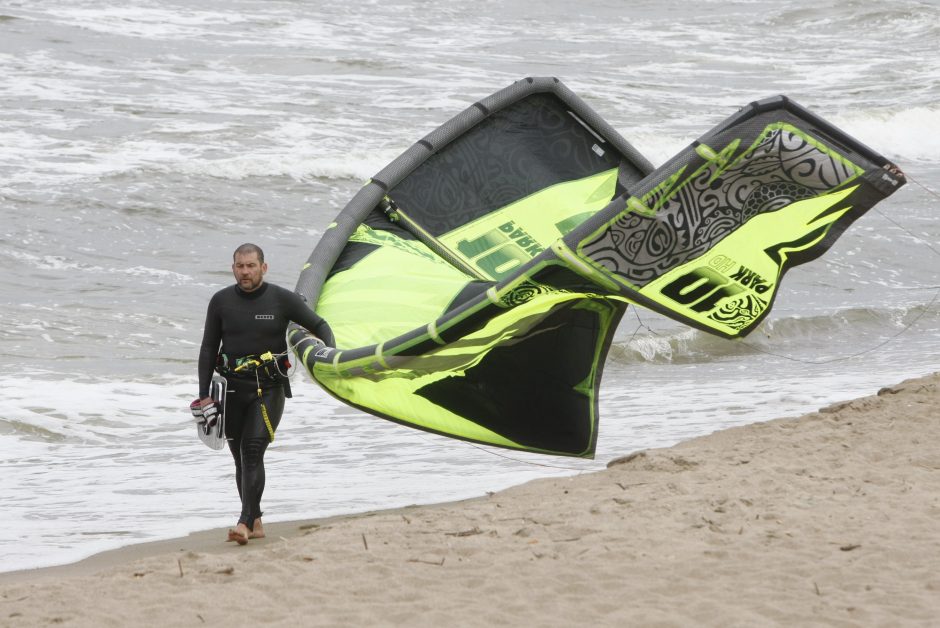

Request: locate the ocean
(2, 0), (938, 572)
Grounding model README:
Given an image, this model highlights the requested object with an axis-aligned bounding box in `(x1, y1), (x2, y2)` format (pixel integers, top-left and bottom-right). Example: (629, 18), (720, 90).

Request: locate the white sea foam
(834, 106), (940, 163)
(42, 6), (254, 40)
(169, 151), (399, 182)
(611, 105), (940, 170)
(7, 251), (196, 285)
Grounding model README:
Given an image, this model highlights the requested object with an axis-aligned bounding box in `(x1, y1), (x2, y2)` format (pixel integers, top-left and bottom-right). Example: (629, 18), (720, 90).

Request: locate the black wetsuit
(198, 282), (332, 529)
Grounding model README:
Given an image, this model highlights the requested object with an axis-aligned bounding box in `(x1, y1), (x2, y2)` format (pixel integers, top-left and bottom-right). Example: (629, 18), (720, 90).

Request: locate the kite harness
(217, 350), (291, 442)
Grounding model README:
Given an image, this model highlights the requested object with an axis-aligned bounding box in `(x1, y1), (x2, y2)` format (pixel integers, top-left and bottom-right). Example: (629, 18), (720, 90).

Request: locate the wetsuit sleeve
(284, 291), (335, 347)
(198, 294), (223, 398)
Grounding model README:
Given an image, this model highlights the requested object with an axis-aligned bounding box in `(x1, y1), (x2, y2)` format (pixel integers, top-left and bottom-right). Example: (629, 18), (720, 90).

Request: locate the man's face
(232, 252), (267, 292)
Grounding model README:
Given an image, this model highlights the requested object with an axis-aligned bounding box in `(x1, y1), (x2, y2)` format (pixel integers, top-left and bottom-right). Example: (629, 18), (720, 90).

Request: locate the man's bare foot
(249, 519), (265, 539)
(226, 523), (249, 545)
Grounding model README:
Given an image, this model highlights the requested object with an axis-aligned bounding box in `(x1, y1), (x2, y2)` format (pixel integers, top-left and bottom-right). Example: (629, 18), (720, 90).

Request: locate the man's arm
(285, 291), (335, 347)
(198, 294), (222, 398)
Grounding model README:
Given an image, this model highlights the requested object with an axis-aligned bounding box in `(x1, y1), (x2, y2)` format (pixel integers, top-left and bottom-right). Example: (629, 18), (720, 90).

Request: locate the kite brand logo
(455, 220), (545, 279)
(497, 221), (544, 256)
(660, 267), (744, 314)
(881, 172), (900, 187)
(709, 255), (771, 294)
(708, 255), (736, 273)
(255, 314), (275, 320)
(729, 265), (771, 294)
(660, 259), (773, 316)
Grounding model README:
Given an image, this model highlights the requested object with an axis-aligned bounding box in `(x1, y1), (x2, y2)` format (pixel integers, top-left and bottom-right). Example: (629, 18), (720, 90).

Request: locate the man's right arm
(198, 294), (222, 398)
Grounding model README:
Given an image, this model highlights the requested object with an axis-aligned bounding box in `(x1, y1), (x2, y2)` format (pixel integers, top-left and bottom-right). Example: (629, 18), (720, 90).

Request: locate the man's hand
(190, 399), (204, 419)
(192, 397), (220, 426)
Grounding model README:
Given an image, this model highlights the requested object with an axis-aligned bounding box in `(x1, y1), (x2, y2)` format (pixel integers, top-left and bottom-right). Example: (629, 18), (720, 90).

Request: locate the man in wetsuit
(198, 243), (333, 545)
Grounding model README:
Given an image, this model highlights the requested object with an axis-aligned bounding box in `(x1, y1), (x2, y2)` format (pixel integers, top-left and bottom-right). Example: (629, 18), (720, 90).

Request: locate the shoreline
(3, 371), (938, 626)
(0, 498), (487, 585)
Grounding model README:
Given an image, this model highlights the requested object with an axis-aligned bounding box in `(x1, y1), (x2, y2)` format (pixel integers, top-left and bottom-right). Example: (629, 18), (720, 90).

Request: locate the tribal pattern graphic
(496, 280), (562, 307)
(710, 292), (770, 332)
(579, 124), (863, 287)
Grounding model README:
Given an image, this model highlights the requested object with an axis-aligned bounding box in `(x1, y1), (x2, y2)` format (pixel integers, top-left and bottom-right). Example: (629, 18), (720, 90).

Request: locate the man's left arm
(285, 291), (335, 347)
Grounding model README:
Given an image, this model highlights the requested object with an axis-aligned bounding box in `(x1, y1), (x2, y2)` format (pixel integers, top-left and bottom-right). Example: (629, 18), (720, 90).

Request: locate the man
(198, 243), (333, 545)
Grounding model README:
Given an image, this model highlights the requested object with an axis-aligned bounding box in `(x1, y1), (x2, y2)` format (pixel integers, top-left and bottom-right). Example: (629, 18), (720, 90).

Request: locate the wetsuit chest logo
(255, 314), (274, 320)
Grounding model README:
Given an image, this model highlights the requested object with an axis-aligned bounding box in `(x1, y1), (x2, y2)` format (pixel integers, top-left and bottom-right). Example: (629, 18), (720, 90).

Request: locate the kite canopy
(291, 77), (905, 458)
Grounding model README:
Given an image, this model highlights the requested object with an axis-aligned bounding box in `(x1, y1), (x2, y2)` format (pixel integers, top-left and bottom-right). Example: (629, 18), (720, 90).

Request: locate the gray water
(2, 0), (938, 572)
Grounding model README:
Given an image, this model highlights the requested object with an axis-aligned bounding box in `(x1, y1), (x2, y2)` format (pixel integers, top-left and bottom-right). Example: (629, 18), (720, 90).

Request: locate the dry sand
(2, 372), (938, 627)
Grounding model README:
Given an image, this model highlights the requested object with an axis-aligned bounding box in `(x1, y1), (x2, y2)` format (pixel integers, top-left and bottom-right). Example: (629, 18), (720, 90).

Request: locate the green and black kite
(290, 77), (905, 458)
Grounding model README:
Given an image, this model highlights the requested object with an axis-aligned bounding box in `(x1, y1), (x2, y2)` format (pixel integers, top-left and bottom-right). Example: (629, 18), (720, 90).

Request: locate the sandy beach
(2, 372), (938, 627)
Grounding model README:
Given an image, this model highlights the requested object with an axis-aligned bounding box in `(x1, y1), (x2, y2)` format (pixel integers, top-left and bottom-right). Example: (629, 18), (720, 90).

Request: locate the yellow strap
(234, 358), (261, 373)
(257, 387), (275, 442)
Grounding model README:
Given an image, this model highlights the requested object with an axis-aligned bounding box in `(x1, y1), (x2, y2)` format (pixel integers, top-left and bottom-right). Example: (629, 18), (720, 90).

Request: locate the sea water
(1, 0), (938, 572)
